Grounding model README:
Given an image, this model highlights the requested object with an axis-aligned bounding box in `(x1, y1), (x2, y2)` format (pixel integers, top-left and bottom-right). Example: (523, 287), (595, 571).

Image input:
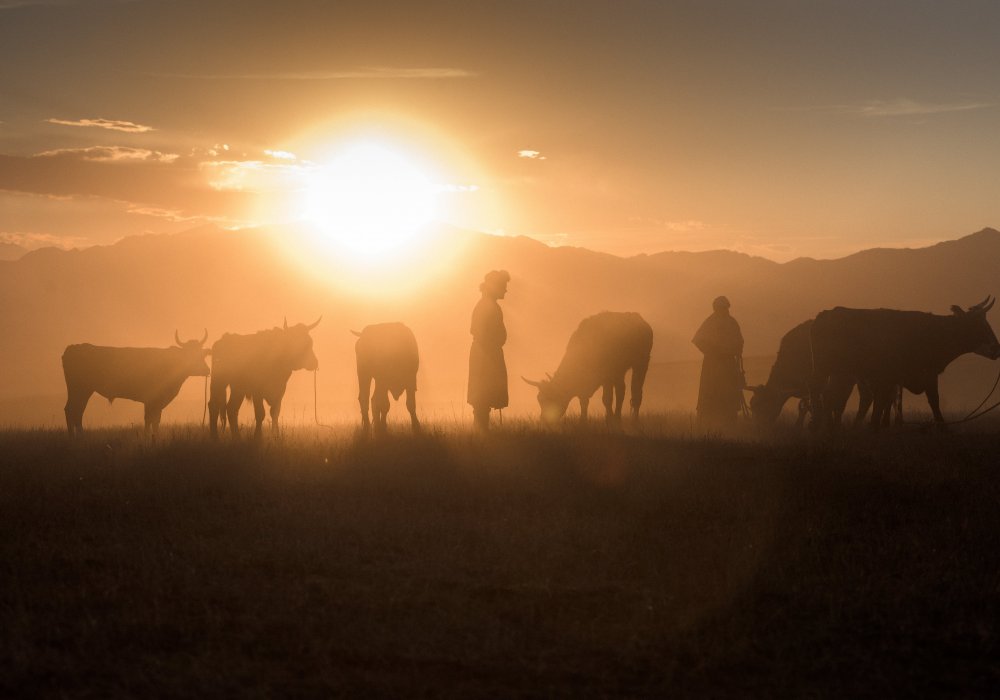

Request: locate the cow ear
(951, 305), (964, 315)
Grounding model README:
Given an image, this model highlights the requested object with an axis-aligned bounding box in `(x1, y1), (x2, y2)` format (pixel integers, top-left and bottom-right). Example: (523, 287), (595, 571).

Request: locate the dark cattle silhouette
(748, 320), (900, 428)
(208, 317), (320, 437)
(809, 298), (1000, 429)
(352, 322), (420, 433)
(62, 330), (210, 436)
(524, 311), (653, 423)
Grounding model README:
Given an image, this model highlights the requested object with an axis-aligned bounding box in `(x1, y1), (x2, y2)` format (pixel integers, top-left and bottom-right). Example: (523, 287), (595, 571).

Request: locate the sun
(299, 141), (438, 261)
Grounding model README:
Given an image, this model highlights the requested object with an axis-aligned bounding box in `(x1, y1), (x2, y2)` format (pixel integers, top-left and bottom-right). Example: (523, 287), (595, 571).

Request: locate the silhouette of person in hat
(693, 295), (744, 430)
(468, 270), (510, 430)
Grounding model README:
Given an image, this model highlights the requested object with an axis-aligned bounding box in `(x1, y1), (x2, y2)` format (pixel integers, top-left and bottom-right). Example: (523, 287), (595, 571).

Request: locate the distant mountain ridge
(2, 225), (999, 422)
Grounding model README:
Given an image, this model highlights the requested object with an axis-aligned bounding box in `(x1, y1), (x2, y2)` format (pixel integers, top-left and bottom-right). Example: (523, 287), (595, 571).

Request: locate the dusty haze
(1, 225), (998, 428)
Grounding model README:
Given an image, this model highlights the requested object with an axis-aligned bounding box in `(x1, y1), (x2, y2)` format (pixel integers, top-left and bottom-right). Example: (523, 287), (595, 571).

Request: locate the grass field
(2, 419), (999, 696)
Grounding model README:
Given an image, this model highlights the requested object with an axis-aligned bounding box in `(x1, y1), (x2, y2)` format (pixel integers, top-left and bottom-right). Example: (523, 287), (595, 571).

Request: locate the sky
(1, 0), (999, 261)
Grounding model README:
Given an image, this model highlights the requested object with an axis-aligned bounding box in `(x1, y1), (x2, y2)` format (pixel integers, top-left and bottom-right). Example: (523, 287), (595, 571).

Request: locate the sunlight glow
(299, 142), (438, 261)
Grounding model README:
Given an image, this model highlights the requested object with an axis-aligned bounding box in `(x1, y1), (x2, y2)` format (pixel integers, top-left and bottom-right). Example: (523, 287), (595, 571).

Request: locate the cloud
(518, 150), (547, 160)
(199, 159), (309, 192)
(37, 146), (179, 163)
(156, 67), (476, 80)
(265, 149), (297, 161)
(46, 117), (155, 133)
(829, 99), (990, 118)
(0, 152), (253, 221)
(0, 230), (86, 250)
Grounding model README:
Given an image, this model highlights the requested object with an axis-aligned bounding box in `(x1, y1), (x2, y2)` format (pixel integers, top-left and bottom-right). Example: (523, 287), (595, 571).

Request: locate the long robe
(693, 312), (744, 424)
(468, 297), (509, 409)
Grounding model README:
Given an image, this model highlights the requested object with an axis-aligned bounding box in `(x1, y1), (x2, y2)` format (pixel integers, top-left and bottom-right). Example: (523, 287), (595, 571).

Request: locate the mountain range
(2, 225), (999, 426)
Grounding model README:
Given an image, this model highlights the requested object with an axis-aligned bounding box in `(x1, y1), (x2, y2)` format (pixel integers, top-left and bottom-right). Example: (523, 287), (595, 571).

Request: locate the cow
(523, 311), (653, 424)
(352, 322), (420, 433)
(747, 320), (900, 429)
(62, 330), (210, 436)
(808, 297), (1000, 430)
(208, 317), (320, 437)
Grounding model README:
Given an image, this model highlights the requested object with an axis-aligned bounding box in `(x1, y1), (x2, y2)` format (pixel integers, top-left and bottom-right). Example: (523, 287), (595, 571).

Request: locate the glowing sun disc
(300, 142), (437, 260)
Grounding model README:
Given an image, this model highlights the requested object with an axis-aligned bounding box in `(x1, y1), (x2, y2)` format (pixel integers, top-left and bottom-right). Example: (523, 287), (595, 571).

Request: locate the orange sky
(2, 0), (999, 261)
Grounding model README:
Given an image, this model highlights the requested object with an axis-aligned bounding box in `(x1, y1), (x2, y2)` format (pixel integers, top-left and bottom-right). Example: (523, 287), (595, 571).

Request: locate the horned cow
(809, 298), (1000, 430)
(747, 319), (900, 429)
(208, 317), (320, 437)
(62, 330), (210, 436)
(353, 322), (420, 433)
(524, 311), (653, 423)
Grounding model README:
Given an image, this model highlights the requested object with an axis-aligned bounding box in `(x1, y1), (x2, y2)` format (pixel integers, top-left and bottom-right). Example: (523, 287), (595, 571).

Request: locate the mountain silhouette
(2, 225), (998, 425)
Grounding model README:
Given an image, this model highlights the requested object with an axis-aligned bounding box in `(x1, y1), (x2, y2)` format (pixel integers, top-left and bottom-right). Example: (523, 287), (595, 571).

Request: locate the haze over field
(1, 224), (998, 427)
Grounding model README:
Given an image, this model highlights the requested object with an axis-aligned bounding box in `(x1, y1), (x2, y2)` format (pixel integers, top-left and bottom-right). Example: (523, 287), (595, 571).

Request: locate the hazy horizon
(4, 1), (1000, 261)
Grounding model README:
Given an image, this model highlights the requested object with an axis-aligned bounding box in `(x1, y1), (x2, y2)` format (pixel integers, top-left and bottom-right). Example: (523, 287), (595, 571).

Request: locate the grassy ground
(2, 420), (999, 696)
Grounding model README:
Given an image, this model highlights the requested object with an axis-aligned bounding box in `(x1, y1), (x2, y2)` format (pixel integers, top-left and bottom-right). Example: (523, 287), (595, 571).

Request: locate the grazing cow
(352, 323), (420, 433)
(208, 317), (320, 437)
(523, 311), (653, 423)
(747, 320), (897, 429)
(809, 298), (1000, 430)
(62, 330), (210, 436)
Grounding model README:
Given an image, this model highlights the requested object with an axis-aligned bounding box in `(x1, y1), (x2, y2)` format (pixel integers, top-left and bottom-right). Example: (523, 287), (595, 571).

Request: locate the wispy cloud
(265, 149), (297, 161)
(155, 67), (475, 80)
(518, 149), (547, 160)
(0, 230), (86, 250)
(828, 98), (990, 118)
(46, 117), (155, 133)
(37, 146), (178, 163)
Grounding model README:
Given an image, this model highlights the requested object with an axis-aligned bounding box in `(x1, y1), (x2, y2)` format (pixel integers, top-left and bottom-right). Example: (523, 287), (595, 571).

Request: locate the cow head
(281, 316), (321, 371)
(745, 384), (785, 425)
(174, 329), (211, 376)
(522, 375), (571, 423)
(950, 296), (1000, 360)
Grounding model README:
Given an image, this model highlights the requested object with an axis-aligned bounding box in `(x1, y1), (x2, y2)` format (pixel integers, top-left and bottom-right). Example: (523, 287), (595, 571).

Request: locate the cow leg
(614, 377), (626, 421)
(602, 384), (614, 424)
(358, 374), (372, 432)
(630, 357), (649, 418)
(144, 404), (162, 437)
(925, 378), (946, 429)
(795, 397), (810, 430)
(226, 389), (243, 436)
(372, 385), (390, 432)
(870, 384), (893, 430)
(252, 396), (266, 437)
(855, 382), (874, 427)
(406, 387), (420, 431)
(65, 388), (92, 437)
(269, 401), (281, 434)
(579, 396), (589, 422)
(893, 387), (904, 426)
(208, 379), (227, 438)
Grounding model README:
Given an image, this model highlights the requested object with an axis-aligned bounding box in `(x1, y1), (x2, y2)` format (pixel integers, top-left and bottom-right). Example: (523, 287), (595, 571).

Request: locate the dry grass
(2, 420), (999, 696)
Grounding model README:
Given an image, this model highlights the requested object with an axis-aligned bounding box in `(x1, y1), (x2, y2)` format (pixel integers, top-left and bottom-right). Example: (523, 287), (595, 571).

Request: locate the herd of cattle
(60, 298), (1000, 436)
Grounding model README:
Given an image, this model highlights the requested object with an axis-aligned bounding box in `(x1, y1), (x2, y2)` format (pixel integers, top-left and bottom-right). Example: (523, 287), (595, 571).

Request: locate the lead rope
(314, 370), (334, 429)
(934, 367), (1000, 427)
(201, 375), (208, 427)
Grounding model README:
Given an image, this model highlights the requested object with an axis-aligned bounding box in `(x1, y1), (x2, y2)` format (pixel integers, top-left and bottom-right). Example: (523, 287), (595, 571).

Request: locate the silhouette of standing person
(468, 270), (510, 430)
(693, 295), (744, 430)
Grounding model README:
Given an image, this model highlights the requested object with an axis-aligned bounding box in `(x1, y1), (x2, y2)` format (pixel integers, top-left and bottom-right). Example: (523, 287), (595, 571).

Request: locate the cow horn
(350, 329), (362, 337)
(970, 295), (992, 311)
(984, 296), (995, 312)
(522, 376), (544, 388)
(200, 328), (208, 345)
(283, 316), (288, 330)
(545, 372), (553, 381)
(306, 316), (322, 331)
(174, 330), (184, 347)
(743, 384), (765, 394)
